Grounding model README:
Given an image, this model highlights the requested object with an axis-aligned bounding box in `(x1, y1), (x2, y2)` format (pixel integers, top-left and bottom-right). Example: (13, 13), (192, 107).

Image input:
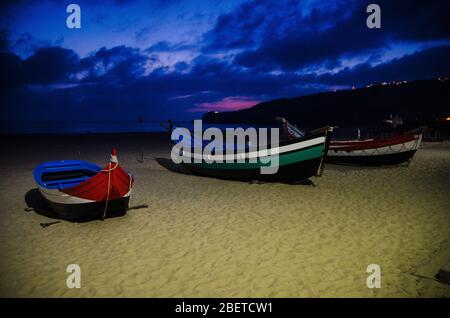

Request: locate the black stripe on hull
(181, 157), (322, 181)
(325, 150), (417, 166)
(46, 197), (130, 221)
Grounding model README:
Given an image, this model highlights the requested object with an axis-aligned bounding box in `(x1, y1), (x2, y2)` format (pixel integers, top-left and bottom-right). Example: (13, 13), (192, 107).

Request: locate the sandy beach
(0, 133), (448, 297)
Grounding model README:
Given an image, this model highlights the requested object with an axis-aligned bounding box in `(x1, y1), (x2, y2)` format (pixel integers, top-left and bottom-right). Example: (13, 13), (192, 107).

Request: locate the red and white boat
(326, 129), (424, 166)
(33, 149), (133, 220)
(280, 118), (424, 166)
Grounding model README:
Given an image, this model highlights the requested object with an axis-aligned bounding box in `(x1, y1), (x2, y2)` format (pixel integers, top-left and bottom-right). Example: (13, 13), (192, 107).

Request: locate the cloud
(135, 27), (152, 42)
(379, 0), (450, 41)
(0, 46), (79, 91)
(0, 44), (153, 91)
(201, 0), (450, 71)
(0, 52), (23, 90)
(201, 0), (269, 52)
(23, 47), (79, 84)
(0, 29), (10, 52)
(190, 96), (262, 112)
(2, 41), (450, 93)
(11, 32), (65, 57)
(146, 41), (195, 52)
(307, 45), (450, 86)
(79, 45), (149, 81)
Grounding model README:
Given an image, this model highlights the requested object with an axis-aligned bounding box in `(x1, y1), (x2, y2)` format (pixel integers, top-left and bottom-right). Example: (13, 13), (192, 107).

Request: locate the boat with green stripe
(169, 122), (333, 181)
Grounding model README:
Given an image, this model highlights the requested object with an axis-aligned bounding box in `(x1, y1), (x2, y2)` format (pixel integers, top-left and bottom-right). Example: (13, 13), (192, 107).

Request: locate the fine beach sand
(0, 133), (449, 297)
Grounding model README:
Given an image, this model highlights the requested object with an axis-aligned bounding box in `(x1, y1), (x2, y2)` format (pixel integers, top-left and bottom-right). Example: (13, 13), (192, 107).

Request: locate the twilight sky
(1, 0), (449, 122)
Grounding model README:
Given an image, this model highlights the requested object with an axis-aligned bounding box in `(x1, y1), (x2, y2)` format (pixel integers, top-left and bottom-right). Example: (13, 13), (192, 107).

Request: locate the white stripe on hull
(328, 135), (422, 157)
(181, 136), (326, 161)
(37, 185), (131, 205)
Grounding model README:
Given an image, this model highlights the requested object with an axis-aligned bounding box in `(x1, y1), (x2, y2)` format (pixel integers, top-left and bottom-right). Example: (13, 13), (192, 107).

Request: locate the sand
(0, 134), (449, 297)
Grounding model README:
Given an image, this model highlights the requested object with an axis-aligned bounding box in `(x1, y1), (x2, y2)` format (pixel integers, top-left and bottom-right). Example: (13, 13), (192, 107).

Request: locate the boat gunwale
(183, 143), (325, 170)
(172, 126), (330, 161)
(33, 160), (102, 190)
(329, 133), (421, 152)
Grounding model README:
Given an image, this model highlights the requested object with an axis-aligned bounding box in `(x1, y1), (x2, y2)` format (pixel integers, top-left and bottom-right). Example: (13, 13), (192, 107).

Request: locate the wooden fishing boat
(326, 128), (424, 166)
(169, 122), (333, 181)
(33, 149), (133, 220)
(281, 118), (424, 166)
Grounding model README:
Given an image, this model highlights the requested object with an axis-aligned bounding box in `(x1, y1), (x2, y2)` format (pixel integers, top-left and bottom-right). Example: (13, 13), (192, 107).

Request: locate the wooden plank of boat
(33, 149), (133, 221)
(326, 132), (423, 166)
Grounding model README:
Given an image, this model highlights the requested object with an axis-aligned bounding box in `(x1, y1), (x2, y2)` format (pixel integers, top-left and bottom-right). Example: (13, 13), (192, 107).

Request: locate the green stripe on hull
(185, 144), (325, 170)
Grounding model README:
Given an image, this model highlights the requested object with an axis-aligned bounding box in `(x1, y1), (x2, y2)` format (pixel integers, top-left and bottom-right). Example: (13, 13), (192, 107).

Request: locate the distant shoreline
(0, 131), (169, 137)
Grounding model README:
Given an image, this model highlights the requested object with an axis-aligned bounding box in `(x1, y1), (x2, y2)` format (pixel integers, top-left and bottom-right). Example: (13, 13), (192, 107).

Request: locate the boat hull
(182, 157), (322, 181)
(326, 149), (417, 166)
(173, 128), (332, 182)
(46, 196), (130, 221)
(34, 158), (133, 221)
(36, 184), (131, 220)
(326, 133), (422, 166)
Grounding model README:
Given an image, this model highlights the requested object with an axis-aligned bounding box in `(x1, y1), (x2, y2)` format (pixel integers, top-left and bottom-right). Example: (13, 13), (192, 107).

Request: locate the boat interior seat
(43, 175), (92, 189)
(41, 168), (98, 189)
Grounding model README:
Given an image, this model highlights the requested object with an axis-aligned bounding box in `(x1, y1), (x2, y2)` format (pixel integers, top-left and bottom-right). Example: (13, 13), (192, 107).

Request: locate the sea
(0, 121), (174, 134)
(3, 121), (424, 141)
(0, 121), (276, 135)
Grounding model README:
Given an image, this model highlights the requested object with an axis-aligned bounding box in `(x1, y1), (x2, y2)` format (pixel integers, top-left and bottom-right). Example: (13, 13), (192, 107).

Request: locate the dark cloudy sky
(1, 0), (449, 122)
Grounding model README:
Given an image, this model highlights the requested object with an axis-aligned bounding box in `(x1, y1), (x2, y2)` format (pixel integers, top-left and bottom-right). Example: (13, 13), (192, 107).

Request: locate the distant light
(352, 86), (356, 90)
(214, 111), (219, 114)
(446, 117), (450, 121)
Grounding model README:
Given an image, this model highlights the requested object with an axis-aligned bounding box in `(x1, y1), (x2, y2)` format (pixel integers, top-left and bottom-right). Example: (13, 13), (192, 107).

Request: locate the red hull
(329, 134), (418, 151)
(61, 163), (133, 202)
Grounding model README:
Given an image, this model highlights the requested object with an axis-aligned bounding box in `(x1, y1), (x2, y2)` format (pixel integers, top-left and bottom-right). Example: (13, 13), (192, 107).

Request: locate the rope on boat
(128, 174), (133, 197)
(99, 149), (133, 220)
(126, 172), (133, 208)
(100, 162), (119, 172)
(317, 133), (327, 177)
(408, 134), (422, 164)
(102, 162), (112, 220)
(101, 151), (119, 220)
(316, 127), (333, 177)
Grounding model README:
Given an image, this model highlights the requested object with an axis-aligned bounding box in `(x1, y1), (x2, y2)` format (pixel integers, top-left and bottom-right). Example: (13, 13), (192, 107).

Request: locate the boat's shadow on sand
(24, 188), (59, 219)
(155, 157), (315, 186)
(324, 162), (410, 172)
(155, 157), (194, 175)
